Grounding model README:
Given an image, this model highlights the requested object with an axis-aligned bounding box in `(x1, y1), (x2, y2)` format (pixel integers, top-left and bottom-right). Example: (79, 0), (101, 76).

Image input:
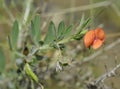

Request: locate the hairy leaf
(34, 15), (41, 42)
(44, 21), (56, 44)
(11, 20), (19, 49)
(80, 14), (85, 27)
(57, 21), (65, 38)
(63, 25), (73, 38)
(31, 21), (35, 38)
(80, 18), (91, 31)
(0, 48), (5, 72)
(8, 35), (13, 51)
(31, 15), (41, 42)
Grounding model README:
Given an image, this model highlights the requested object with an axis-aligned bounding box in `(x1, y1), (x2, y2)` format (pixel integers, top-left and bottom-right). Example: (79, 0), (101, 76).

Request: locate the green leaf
(76, 17), (91, 36)
(80, 18), (91, 31)
(0, 48), (6, 72)
(57, 21), (65, 38)
(44, 21), (56, 44)
(31, 21), (35, 38)
(80, 29), (88, 35)
(31, 15), (41, 42)
(11, 20), (19, 49)
(79, 14), (85, 27)
(74, 29), (88, 40)
(63, 25), (73, 38)
(78, 29), (88, 39)
(8, 35), (13, 51)
(24, 63), (39, 83)
(34, 15), (41, 42)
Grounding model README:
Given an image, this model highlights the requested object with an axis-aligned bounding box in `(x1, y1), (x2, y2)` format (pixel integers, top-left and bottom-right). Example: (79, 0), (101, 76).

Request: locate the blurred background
(0, 0), (120, 89)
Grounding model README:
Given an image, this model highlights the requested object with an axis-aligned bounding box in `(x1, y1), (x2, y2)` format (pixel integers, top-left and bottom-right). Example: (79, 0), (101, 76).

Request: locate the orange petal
(92, 39), (103, 49)
(95, 28), (105, 41)
(84, 30), (95, 48)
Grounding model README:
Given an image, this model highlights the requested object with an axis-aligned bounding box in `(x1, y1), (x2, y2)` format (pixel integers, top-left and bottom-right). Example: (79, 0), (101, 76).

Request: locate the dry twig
(41, 1), (112, 17)
(87, 63), (120, 89)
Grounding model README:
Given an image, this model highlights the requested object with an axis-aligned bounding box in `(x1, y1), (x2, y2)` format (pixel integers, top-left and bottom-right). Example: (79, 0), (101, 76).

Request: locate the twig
(95, 63), (120, 85)
(41, 1), (112, 17)
(87, 63), (120, 89)
(111, 4), (120, 16)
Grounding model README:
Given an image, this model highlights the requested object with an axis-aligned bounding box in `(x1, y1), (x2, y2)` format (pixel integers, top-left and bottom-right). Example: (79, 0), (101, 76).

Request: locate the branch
(111, 4), (120, 16)
(87, 63), (120, 89)
(95, 64), (120, 85)
(41, 1), (112, 17)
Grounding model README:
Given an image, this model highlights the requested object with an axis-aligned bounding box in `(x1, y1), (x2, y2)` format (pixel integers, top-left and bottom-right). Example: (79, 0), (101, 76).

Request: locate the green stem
(58, 37), (74, 44)
(22, 0), (32, 25)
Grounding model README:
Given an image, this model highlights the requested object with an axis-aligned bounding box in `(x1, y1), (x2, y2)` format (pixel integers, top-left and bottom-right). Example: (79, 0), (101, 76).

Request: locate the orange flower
(84, 28), (105, 49)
